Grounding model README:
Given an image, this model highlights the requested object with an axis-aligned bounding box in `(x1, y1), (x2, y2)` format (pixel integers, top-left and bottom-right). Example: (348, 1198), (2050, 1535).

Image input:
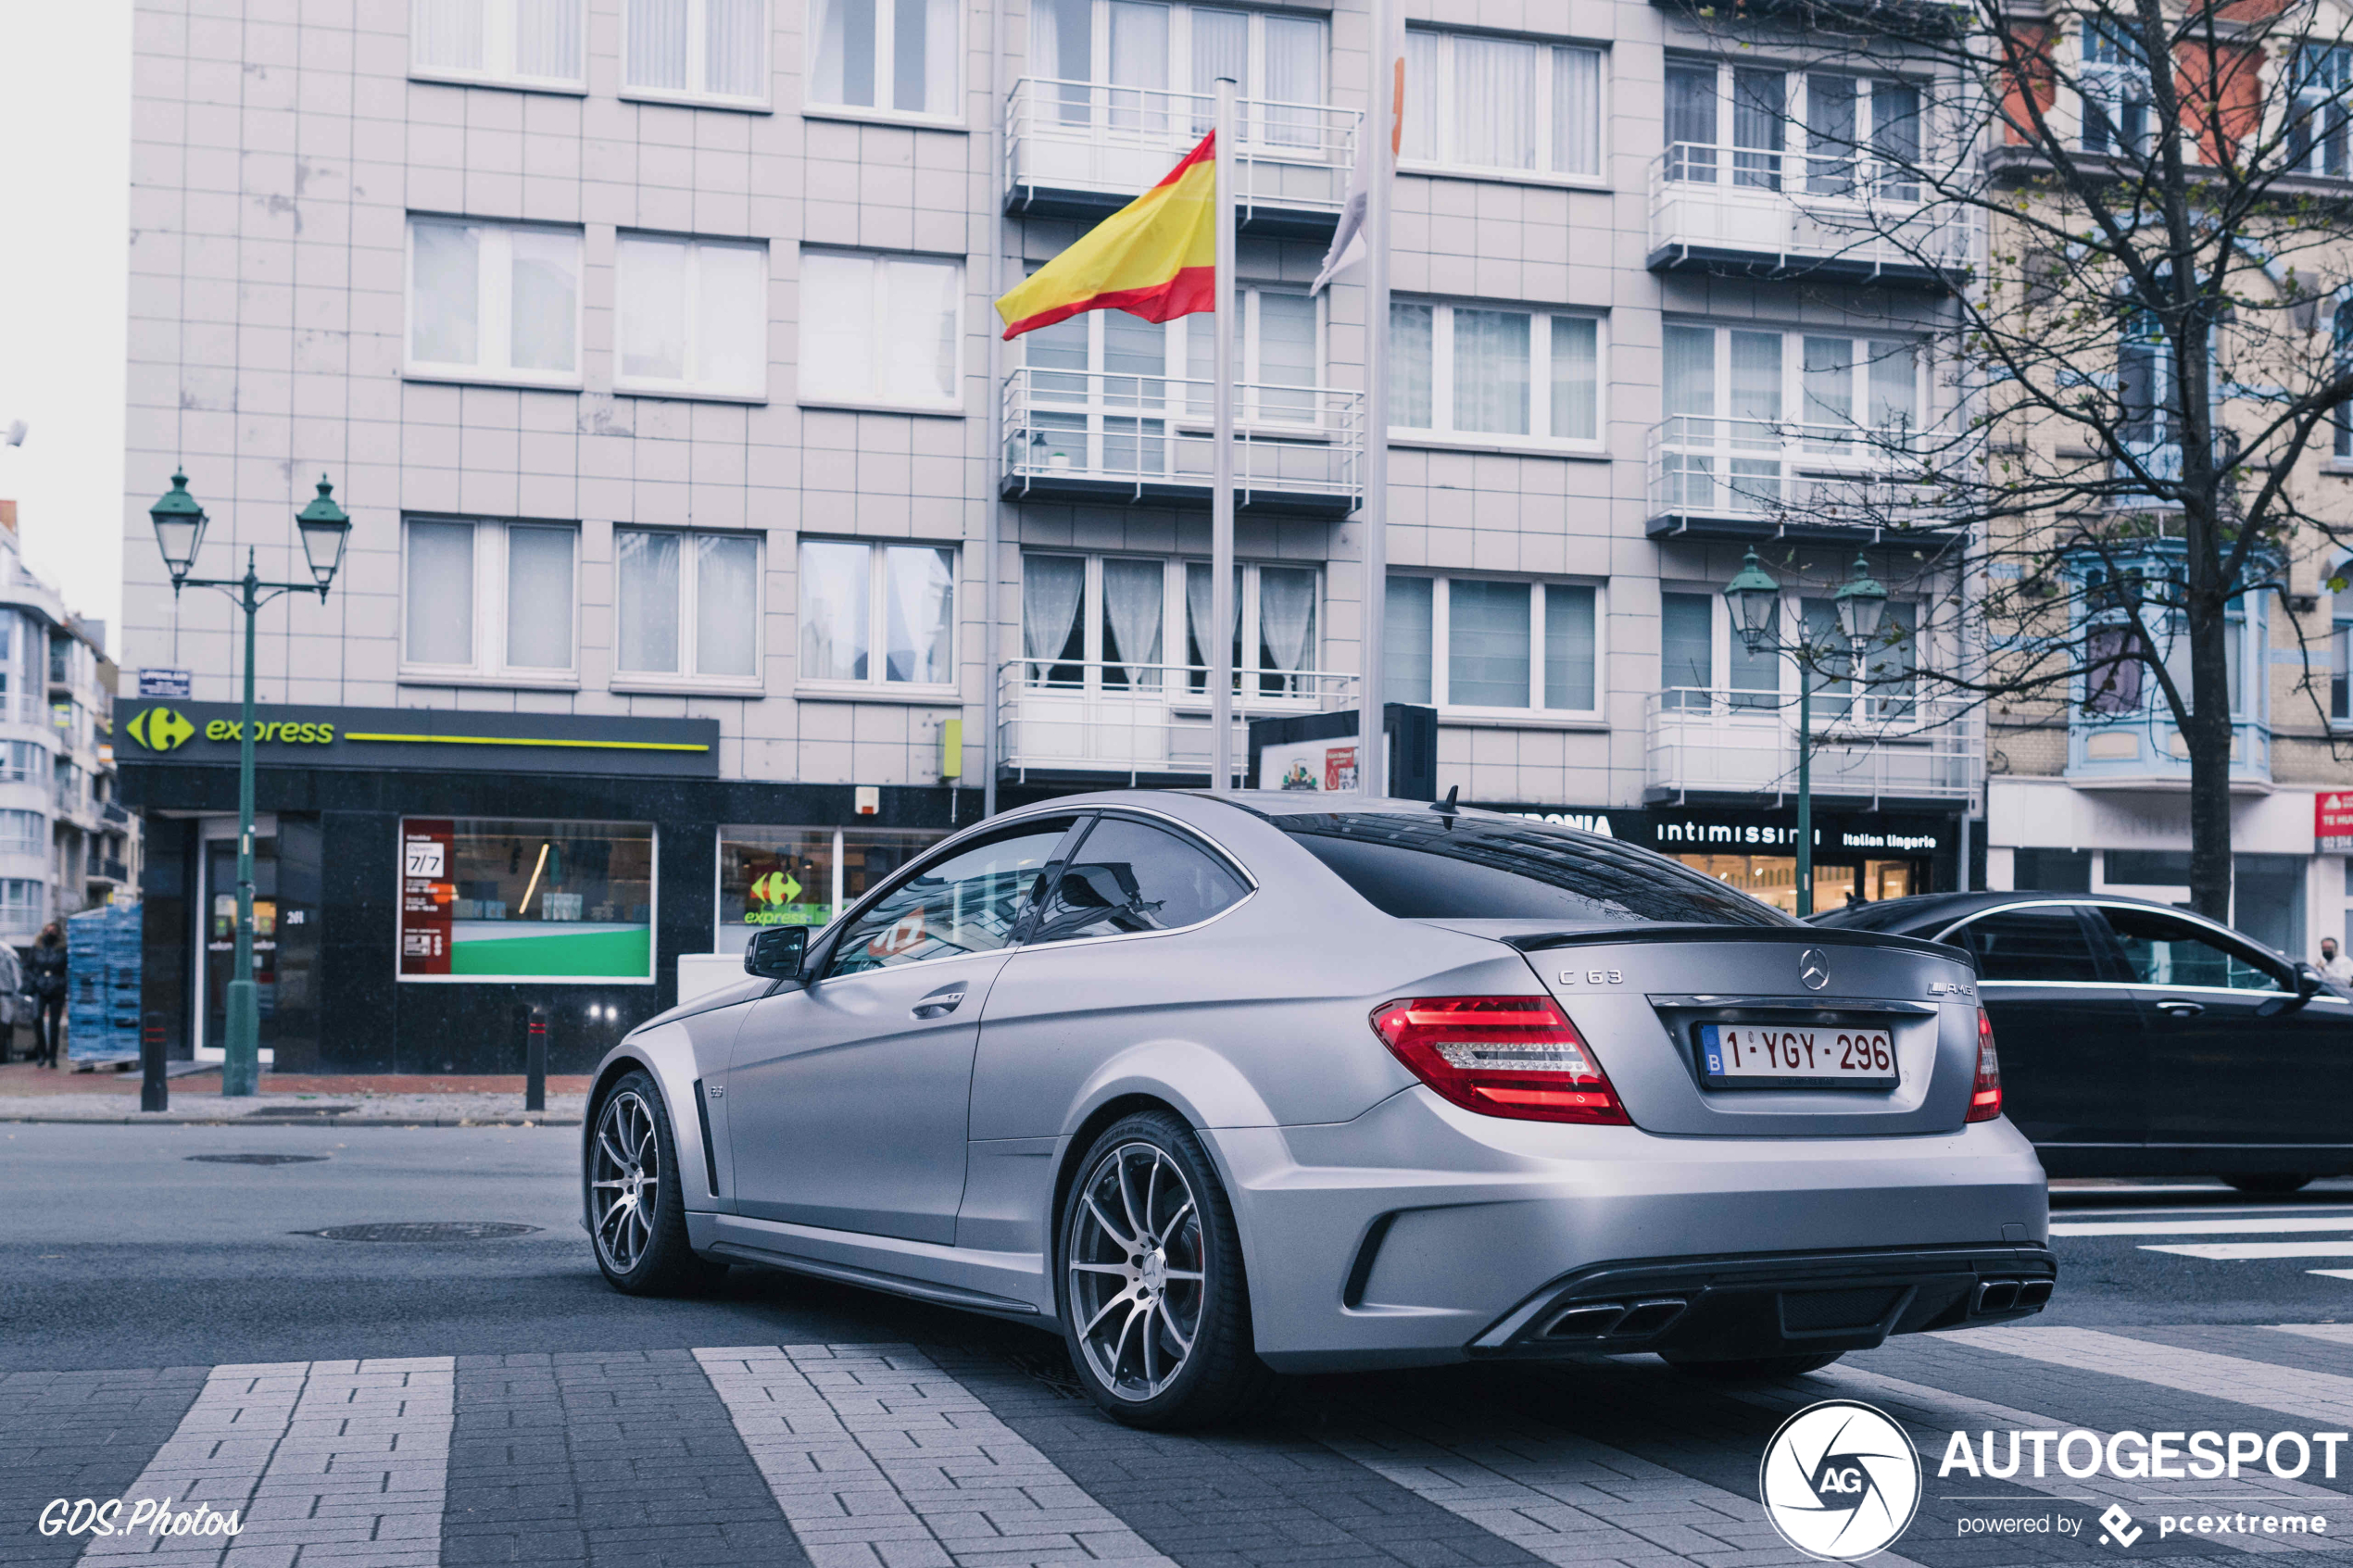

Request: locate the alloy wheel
(590, 1089), (661, 1274)
(1067, 1140), (1205, 1401)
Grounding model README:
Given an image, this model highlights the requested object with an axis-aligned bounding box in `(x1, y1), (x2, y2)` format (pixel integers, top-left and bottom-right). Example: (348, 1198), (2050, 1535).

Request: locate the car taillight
(1966, 1007), (2003, 1123)
(1370, 996), (1629, 1124)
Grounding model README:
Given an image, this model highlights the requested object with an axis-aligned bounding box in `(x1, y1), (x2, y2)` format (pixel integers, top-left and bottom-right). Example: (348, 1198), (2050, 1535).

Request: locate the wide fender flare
(584, 1027), (713, 1233)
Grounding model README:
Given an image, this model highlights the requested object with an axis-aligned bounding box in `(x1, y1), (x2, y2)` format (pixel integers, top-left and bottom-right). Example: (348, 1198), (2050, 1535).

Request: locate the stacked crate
(66, 904), (142, 1065)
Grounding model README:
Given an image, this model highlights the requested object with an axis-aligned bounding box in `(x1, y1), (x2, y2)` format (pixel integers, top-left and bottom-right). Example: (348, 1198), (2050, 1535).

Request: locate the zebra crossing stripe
(1938, 1326), (2353, 1428)
(694, 1344), (1174, 1568)
(76, 1359), (453, 1567)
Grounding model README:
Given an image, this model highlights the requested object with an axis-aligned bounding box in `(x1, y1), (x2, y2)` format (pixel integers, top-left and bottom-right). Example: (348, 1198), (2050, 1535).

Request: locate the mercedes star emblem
(1798, 948), (1831, 990)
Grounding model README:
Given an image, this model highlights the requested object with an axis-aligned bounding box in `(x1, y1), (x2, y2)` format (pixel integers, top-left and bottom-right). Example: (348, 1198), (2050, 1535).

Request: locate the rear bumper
(1470, 1243), (2057, 1362)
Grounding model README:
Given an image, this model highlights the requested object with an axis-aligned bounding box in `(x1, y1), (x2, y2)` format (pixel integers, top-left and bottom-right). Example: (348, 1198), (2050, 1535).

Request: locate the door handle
(911, 985), (967, 1020)
(2156, 999), (2206, 1019)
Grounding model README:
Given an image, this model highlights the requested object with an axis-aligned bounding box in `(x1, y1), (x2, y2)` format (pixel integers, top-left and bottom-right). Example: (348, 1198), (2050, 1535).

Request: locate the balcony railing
(1005, 77), (1358, 237)
(1645, 416), (1957, 543)
(101, 799), (129, 826)
(92, 857), (129, 884)
(998, 658), (1357, 784)
(1648, 144), (1972, 287)
(1002, 367), (1364, 516)
(2067, 715), (2271, 788)
(1646, 687), (1981, 804)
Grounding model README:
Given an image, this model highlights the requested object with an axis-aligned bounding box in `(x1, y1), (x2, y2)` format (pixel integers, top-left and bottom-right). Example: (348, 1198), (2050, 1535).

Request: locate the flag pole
(1358, 0), (1390, 794)
(1210, 76), (1239, 792)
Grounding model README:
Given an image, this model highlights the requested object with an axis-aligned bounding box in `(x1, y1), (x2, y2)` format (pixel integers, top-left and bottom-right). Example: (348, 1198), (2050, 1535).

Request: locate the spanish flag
(994, 133), (1216, 340)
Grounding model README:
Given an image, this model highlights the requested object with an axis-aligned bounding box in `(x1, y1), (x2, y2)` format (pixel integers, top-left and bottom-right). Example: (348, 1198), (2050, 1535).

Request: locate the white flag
(1313, 6), (1404, 295)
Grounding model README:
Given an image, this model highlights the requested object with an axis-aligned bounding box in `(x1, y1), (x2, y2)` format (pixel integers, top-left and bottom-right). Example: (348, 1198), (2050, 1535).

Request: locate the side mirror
(2296, 962), (2326, 1001)
(744, 925), (808, 982)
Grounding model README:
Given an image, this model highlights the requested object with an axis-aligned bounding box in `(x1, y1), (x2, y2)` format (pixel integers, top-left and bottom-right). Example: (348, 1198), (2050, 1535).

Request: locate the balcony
(1646, 688), (1981, 805)
(1645, 416), (1962, 545)
(91, 857), (129, 885)
(1005, 78), (1358, 240)
(1648, 144), (1971, 290)
(101, 799), (128, 827)
(1002, 368), (1364, 516)
(2067, 716), (2271, 791)
(998, 658), (1356, 784)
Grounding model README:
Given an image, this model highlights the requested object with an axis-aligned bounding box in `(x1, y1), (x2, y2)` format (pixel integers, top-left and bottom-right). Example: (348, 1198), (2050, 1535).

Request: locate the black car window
(1946, 907), (2101, 984)
(2097, 907), (2286, 993)
(1275, 812), (1793, 926)
(822, 820), (1075, 979)
(1027, 817), (1250, 945)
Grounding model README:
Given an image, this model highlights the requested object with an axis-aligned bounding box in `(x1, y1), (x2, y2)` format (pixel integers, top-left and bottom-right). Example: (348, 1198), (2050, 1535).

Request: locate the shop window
(411, 0), (586, 89)
(407, 218), (582, 385)
(2104, 848), (2191, 885)
(2011, 847), (2092, 893)
(402, 517), (578, 684)
(1384, 573), (1598, 713)
(799, 540), (956, 689)
(626, 0), (770, 105)
(615, 235), (769, 398)
(617, 529), (761, 684)
(397, 819), (655, 982)
(715, 824), (941, 954)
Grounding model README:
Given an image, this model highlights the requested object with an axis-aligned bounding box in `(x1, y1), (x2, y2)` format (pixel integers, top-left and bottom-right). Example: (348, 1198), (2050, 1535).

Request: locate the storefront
(120, 700), (981, 1073)
(1478, 801), (1971, 917)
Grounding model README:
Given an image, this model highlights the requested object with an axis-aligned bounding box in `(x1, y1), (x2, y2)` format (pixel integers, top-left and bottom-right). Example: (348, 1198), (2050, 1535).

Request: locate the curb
(0, 1115), (583, 1127)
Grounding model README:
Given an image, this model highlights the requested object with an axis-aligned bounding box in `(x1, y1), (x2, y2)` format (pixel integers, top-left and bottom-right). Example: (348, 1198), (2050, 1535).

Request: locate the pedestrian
(26, 922), (66, 1069)
(2320, 935), (2353, 986)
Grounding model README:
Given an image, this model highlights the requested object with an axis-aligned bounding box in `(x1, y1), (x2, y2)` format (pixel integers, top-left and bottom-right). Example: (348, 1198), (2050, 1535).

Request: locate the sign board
(1244, 705), (1437, 799)
(399, 817), (657, 983)
(2320, 791), (2353, 853)
(137, 669), (192, 698)
(117, 700), (719, 778)
(1259, 736), (1360, 792)
(1476, 803), (1954, 857)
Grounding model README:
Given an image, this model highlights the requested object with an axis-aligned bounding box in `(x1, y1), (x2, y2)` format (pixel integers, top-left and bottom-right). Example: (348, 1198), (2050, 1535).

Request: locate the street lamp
(147, 472), (351, 1097)
(1724, 549), (1888, 917)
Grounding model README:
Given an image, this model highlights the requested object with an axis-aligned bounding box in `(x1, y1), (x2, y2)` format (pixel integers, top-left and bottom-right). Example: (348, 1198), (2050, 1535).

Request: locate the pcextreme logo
(123, 708), (195, 752)
(1759, 1400), (1923, 1561)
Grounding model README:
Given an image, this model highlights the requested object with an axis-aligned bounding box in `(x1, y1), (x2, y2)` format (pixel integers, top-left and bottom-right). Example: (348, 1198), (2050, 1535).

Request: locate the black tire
(2223, 1173), (2312, 1195)
(587, 1071), (728, 1297)
(1056, 1110), (1277, 1429)
(1663, 1351), (1844, 1381)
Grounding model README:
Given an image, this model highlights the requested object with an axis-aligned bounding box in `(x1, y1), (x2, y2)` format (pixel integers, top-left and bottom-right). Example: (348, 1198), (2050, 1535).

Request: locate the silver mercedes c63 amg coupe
(585, 791), (2053, 1427)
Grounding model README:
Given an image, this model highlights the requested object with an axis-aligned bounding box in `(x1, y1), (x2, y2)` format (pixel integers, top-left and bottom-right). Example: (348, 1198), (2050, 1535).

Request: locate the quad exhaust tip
(1541, 1297), (1689, 1340)
(1974, 1277), (2053, 1314)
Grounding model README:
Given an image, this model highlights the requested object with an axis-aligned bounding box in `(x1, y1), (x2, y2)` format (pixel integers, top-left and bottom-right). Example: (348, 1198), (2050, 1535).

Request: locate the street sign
(137, 668), (192, 698)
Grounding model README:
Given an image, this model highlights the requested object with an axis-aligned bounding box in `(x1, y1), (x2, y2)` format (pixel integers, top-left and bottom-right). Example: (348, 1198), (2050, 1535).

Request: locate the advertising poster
(398, 818), (655, 982)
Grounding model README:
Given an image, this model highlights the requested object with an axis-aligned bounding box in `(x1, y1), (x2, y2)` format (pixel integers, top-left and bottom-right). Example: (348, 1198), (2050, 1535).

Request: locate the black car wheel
(1057, 1110), (1276, 1429)
(1664, 1351), (1843, 1381)
(588, 1071), (727, 1296)
(2223, 1173), (2312, 1195)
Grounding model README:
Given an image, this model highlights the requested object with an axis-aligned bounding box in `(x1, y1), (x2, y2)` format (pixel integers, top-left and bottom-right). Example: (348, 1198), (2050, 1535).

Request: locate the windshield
(1275, 811), (1796, 927)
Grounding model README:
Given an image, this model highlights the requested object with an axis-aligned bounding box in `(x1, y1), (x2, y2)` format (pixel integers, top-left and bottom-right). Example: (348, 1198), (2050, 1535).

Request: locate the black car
(1811, 891), (2349, 1192)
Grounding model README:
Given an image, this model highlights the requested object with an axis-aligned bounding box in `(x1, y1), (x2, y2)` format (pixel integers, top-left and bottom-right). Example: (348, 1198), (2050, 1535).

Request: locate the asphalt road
(7, 1122), (2353, 1369)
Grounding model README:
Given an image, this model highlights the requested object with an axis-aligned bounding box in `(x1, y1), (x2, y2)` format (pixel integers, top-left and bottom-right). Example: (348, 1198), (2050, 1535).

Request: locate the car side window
(1026, 816), (1250, 946)
(2097, 907), (2286, 993)
(822, 821), (1075, 979)
(1949, 907), (2102, 984)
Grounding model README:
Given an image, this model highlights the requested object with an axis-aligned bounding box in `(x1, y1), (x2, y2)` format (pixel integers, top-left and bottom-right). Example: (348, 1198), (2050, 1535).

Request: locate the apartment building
(120, 0), (1979, 1070)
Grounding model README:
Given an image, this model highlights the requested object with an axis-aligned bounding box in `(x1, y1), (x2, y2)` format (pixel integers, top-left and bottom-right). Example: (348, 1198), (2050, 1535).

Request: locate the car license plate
(1697, 1022), (1896, 1087)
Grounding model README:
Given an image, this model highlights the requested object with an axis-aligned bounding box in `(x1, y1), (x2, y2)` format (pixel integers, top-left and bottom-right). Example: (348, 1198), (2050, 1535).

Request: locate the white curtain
(1552, 46), (1599, 176)
(617, 237), (687, 383)
(1801, 335), (1854, 428)
(617, 530), (682, 673)
(696, 533), (760, 677)
(628, 0), (690, 90)
(1453, 307), (1530, 436)
(1188, 6), (1241, 133)
(1023, 555), (1085, 669)
(1031, 0), (1092, 122)
(1101, 559), (1164, 687)
(1663, 63), (1717, 178)
(1390, 302), (1433, 428)
(1663, 324), (1714, 420)
(409, 220), (479, 367)
(799, 541), (870, 681)
(507, 228), (578, 373)
(695, 243), (767, 395)
(920, 0), (957, 113)
(1403, 30), (1439, 161)
(1453, 35), (1538, 169)
(414, 0), (487, 72)
(505, 525), (574, 670)
(1263, 16), (1323, 145)
(1256, 294), (1315, 420)
(515, 0), (584, 81)
(810, 0), (871, 105)
(799, 252), (874, 401)
(1729, 331), (1782, 427)
(1868, 338), (1919, 431)
(1384, 575), (1433, 704)
(1543, 584), (1595, 709)
(405, 521), (474, 665)
(882, 257), (959, 403)
(1549, 315), (1596, 440)
(1446, 580), (1529, 708)
(706, 0), (766, 97)
(885, 546), (954, 684)
(1257, 569), (1315, 676)
(1183, 562), (1236, 683)
(1112, 1), (1169, 130)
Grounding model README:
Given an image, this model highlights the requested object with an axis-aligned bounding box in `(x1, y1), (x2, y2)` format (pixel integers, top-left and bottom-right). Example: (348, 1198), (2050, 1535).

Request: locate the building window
(1021, 554), (1321, 696)
(402, 518), (578, 682)
(2080, 567), (2256, 724)
(1403, 29), (1600, 178)
(407, 218), (582, 384)
(1027, 1), (1326, 145)
(2334, 619), (2351, 722)
(2291, 45), (2352, 176)
(2080, 22), (2151, 156)
(799, 250), (962, 409)
(411, 0), (585, 89)
(616, 530), (761, 684)
(1663, 63), (1920, 194)
(0, 879), (41, 934)
(0, 743), (39, 784)
(615, 236), (769, 398)
(624, 0), (769, 104)
(812, 0), (956, 117)
(1390, 302), (1601, 444)
(1020, 283), (1323, 429)
(397, 818), (656, 982)
(0, 809), (39, 854)
(799, 540), (957, 689)
(1384, 574), (1599, 713)
(716, 825), (942, 953)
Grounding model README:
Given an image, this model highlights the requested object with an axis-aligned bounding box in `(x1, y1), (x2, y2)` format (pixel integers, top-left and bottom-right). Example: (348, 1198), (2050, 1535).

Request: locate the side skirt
(692, 1210), (1054, 1324)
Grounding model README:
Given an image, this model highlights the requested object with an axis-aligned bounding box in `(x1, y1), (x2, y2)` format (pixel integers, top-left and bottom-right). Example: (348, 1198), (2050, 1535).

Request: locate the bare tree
(1668, 0), (2353, 919)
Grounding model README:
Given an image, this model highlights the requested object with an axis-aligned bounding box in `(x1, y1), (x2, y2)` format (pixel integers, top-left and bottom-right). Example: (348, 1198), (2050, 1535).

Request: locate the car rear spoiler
(1503, 925), (1969, 962)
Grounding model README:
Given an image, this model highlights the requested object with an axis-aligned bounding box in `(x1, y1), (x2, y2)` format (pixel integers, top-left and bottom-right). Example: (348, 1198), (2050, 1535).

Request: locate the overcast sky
(0, 4), (130, 651)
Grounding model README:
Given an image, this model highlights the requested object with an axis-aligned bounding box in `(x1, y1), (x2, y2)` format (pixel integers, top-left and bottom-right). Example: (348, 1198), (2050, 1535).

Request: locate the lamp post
(1724, 549), (1887, 917)
(147, 472), (351, 1096)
